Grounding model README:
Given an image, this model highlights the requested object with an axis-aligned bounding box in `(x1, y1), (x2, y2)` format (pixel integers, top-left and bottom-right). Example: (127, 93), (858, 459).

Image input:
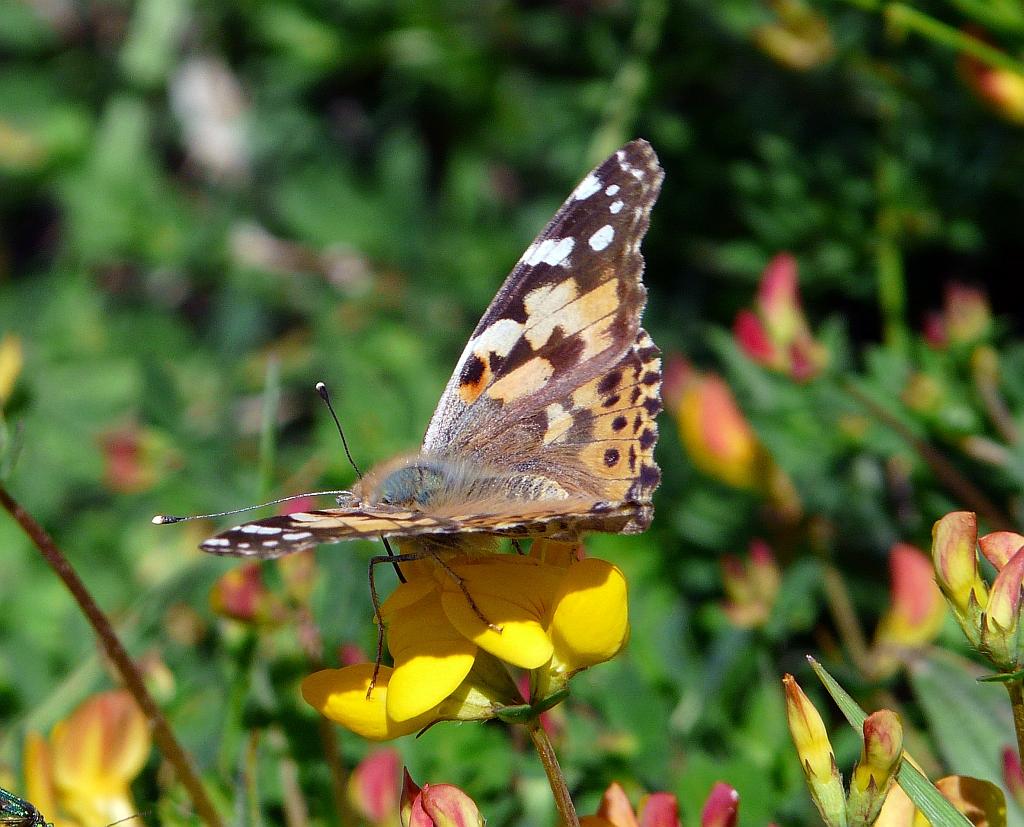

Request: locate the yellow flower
(23, 690), (152, 827)
(302, 542), (630, 740)
(0, 332), (23, 408)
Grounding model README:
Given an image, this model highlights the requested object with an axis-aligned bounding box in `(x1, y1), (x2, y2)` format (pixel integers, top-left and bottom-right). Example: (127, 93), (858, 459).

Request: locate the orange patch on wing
(458, 354), (493, 404)
(487, 357), (554, 403)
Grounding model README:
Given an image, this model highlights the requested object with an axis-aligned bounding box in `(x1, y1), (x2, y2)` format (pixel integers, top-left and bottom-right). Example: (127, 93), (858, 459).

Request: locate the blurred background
(4, 0), (1024, 824)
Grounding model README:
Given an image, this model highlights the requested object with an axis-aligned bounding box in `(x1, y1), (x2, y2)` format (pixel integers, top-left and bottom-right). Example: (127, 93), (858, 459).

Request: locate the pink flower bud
(349, 749), (401, 825)
(638, 792), (681, 827)
(979, 531), (1024, 571)
(700, 783), (739, 827)
(1003, 747), (1024, 806)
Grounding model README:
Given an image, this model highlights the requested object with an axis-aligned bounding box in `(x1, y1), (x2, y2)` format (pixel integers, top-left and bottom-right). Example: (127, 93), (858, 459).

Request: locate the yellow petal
(301, 664), (437, 741)
(387, 590), (477, 722)
(51, 690), (150, 795)
(549, 559), (629, 672)
(440, 560), (559, 669)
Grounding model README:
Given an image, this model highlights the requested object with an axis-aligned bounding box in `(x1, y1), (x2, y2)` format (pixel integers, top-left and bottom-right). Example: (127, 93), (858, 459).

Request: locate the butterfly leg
(366, 549), (433, 696)
(429, 550), (503, 634)
(511, 539), (525, 555)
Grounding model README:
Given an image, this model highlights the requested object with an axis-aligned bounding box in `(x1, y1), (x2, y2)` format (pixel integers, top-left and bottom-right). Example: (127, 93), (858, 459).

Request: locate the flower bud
(722, 540), (780, 629)
(932, 512), (988, 641)
(700, 783), (739, 827)
(209, 563), (287, 626)
(783, 675), (847, 827)
(872, 543), (945, 677)
(402, 776), (485, 827)
(754, 0), (835, 71)
(349, 749), (401, 825)
(982, 545), (1024, 668)
(847, 710), (903, 827)
(639, 792), (682, 827)
(979, 532), (1024, 571)
(1003, 747), (1024, 806)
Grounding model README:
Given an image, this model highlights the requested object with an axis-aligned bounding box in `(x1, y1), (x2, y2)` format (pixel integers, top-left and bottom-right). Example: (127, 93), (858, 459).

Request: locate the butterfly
(195, 140), (663, 559)
(0, 788), (50, 827)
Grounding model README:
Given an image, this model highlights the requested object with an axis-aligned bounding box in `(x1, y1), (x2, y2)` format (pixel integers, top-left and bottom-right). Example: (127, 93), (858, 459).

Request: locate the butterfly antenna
(316, 381), (363, 479)
(151, 490), (352, 524)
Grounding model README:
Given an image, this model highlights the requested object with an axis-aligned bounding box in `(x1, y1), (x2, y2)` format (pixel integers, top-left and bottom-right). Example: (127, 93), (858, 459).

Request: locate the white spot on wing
(609, 200), (624, 214)
(262, 540), (279, 548)
(573, 173), (601, 200)
(204, 538), (230, 547)
(469, 317), (524, 358)
(282, 531), (313, 541)
(525, 236), (575, 267)
(605, 184), (620, 196)
(588, 225), (614, 251)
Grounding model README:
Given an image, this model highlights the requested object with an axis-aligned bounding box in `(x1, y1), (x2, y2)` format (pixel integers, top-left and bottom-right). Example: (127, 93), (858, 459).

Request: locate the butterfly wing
(198, 499), (643, 558)
(422, 140), (663, 529)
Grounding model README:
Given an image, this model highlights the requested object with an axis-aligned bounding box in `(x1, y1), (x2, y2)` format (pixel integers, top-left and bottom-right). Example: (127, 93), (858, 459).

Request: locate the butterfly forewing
(194, 140), (664, 558)
(421, 140), (663, 520)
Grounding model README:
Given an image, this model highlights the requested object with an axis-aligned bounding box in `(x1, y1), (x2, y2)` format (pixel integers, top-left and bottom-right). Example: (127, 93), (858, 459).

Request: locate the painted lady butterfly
(197, 140), (663, 559)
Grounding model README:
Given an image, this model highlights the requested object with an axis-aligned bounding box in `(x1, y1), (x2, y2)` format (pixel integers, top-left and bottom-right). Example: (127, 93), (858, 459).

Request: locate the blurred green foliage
(4, 0), (1024, 824)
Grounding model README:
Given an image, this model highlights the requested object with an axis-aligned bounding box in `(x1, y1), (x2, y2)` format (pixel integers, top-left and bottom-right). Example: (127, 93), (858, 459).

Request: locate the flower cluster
(733, 253), (828, 382)
(932, 511), (1024, 672)
(784, 674), (903, 827)
(302, 540), (630, 740)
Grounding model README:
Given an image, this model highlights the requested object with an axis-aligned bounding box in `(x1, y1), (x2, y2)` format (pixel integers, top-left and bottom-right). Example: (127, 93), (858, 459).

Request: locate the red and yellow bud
(979, 532), (1024, 571)
(982, 545), (1024, 668)
(848, 710), (903, 827)
(932, 512), (988, 641)
(872, 543), (946, 677)
(722, 540), (781, 629)
(961, 38), (1024, 125)
(700, 783), (739, 827)
(669, 359), (769, 490)
(733, 253), (828, 381)
(401, 772), (485, 827)
(23, 690), (153, 827)
(783, 675), (847, 827)
(349, 748), (401, 825)
(753, 0), (835, 71)
(209, 563), (288, 626)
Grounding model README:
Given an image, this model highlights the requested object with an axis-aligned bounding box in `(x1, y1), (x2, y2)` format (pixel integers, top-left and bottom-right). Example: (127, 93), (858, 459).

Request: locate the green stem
(832, 0), (1024, 73)
(527, 720), (579, 827)
(1007, 680), (1024, 769)
(0, 484), (225, 827)
(885, 4), (1024, 75)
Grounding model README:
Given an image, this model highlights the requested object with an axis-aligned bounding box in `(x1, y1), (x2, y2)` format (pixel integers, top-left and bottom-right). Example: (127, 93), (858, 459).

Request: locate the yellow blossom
(303, 543), (630, 740)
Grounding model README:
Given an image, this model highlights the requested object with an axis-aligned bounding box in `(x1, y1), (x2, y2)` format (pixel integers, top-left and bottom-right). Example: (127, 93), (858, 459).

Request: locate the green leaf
(909, 650), (1024, 824)
(809, 657), (973, 827)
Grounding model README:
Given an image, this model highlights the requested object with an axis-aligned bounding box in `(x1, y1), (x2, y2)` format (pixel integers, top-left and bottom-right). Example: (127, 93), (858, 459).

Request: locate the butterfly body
(197, 140), (664, 559)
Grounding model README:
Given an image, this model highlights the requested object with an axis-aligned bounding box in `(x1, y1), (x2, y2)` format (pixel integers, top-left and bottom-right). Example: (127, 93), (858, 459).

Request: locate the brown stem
(0, 484), (224, 827)
(1007, 680), (1024, 769)
(819, 562), (873, 675)
(842, 381), (1015, 531)
(527, 720), (579, 827)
